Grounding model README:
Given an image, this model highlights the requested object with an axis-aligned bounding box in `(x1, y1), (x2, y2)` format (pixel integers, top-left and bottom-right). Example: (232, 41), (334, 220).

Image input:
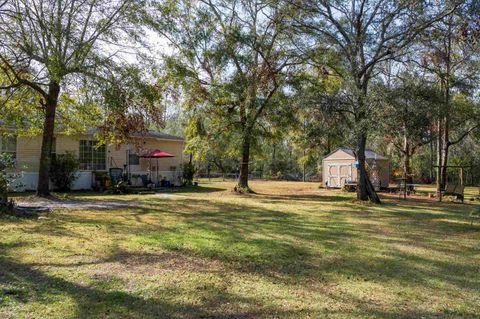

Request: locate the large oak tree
(293, 0), (459, 203)
(0, 0), (154, 196)
(150, 0), (297, 192)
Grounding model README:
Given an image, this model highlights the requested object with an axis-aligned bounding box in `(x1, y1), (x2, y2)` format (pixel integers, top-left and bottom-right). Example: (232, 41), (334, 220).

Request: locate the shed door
(339, 165), (352, 186)
(327, 165), (339, 187)
(327, 164), (353, 187)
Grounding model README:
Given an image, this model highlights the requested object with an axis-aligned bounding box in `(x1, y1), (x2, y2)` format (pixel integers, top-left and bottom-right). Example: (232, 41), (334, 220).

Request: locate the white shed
(322, 147), (390, 189)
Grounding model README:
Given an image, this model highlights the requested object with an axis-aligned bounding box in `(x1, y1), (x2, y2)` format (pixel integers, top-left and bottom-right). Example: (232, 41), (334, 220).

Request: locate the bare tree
(292, 0), (459, 203)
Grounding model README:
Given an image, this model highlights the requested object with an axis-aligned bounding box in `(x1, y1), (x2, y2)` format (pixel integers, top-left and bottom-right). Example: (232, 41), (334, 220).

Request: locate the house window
(0, 135), (17, 160)
(79, 140), (106, 170)
(129, 153), (140, 165)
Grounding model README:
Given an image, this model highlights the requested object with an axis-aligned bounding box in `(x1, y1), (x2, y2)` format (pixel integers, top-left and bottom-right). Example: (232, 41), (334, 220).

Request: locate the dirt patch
(14, 197), (168, 210)
(72, 251), (227, 279)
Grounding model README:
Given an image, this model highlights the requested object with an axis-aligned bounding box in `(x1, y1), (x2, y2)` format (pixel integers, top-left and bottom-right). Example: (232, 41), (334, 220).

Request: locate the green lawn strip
(1, 181), (479, 318)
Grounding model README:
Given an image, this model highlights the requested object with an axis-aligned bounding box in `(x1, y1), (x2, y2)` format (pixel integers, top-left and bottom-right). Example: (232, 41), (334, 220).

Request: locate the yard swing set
(433, 165), (470, 203)
(394, 165), (469, 202)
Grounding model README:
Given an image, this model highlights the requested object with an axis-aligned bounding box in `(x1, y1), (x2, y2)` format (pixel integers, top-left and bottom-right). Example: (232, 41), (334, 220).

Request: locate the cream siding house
(1, 130), (184, 191)
(322, 147), (390, 189)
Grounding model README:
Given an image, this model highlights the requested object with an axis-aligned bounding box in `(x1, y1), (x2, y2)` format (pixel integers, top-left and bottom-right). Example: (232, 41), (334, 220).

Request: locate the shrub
(93, 172), (111, 191)
(182, 162), (196, 186)
(0, 153), (17, 210)
(49, 152), (79, 191)
(111, 180), (128, 194)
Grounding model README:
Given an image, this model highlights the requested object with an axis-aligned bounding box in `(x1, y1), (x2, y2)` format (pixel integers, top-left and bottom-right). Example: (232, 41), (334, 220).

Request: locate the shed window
(0, 135), (17, 160)
(79, 140), (106, 170)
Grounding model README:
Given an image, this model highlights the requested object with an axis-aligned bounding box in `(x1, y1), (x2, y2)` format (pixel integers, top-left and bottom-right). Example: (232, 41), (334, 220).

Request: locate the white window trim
(78, 140), (107, 171)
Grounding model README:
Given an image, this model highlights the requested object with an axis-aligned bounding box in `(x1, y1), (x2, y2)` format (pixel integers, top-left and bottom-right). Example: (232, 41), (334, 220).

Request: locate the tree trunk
(271, 143), (276, 174)
(0, 178), (7, 205)
(441, 144), (449, 189)
(356, 134), (368, 201)
(440, 117), (450, 190)
(404, 151), (411, 182)
(436, 117), (443, 201)
(37, 81), (60, 197)
(326, 135), (331, 154)
(429, 133), (434, 181)
(356, 133), (381, 203)
(437, 22), (452, 200)
(212, 160), (226, 181)
(303, 150), (306, 183)
(403, 130), (412, 183)
(236, 133), (251, 192)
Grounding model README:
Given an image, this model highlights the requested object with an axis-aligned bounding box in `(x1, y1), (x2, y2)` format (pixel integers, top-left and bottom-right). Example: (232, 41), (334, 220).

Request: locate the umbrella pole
(157, 159), (159, 186)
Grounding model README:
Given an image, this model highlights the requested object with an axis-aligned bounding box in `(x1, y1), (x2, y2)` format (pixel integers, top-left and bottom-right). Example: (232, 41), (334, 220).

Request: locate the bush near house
(49, 152), (79, 192)
(0, 153), (16, 210)
(182, 162), (196, 186)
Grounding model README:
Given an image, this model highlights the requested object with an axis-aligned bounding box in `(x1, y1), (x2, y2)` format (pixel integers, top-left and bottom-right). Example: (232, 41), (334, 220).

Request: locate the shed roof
(324, 147), (388, 160)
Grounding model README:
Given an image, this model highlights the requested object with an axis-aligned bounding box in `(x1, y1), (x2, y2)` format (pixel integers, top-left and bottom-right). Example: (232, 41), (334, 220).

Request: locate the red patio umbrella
(140, 150), (175, 184)
(141, 150), (175, 158)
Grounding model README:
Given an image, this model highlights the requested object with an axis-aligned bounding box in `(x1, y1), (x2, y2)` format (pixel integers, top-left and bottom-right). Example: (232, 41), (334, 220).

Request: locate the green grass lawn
(1, 181), (479, 318)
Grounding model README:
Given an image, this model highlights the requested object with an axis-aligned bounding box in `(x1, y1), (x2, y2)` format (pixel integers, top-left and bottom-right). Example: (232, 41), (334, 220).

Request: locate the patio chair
(109, 168), (123, 185)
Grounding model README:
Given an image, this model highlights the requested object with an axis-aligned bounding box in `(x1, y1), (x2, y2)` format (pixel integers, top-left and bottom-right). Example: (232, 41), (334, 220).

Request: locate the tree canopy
(0, 0), (163, 195)
(149, 0), (298, 192)
(0, 0), (479, 202)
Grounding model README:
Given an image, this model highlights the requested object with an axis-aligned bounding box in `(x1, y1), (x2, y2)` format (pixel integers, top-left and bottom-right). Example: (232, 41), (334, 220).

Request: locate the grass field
(1, 181), (479, 318)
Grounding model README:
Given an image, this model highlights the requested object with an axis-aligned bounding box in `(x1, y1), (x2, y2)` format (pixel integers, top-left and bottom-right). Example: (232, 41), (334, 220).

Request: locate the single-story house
(322, 147), (390, 189)
(0, 129), (184, 191)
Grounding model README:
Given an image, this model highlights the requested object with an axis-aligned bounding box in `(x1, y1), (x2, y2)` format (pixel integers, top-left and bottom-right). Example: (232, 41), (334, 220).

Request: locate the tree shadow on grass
(20, 198), (356, 284)
(134, 198), (480, 291)
(367, 200), (480, 235)
(163, 185), (226, 194)
(246, 187), (353, 203)
(316, 286), (480, 319)
(65, 185), (226, 198)
(0, 242), (306, 319)
(5, 194), (480, 317)
(25, 195), (479, 288)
